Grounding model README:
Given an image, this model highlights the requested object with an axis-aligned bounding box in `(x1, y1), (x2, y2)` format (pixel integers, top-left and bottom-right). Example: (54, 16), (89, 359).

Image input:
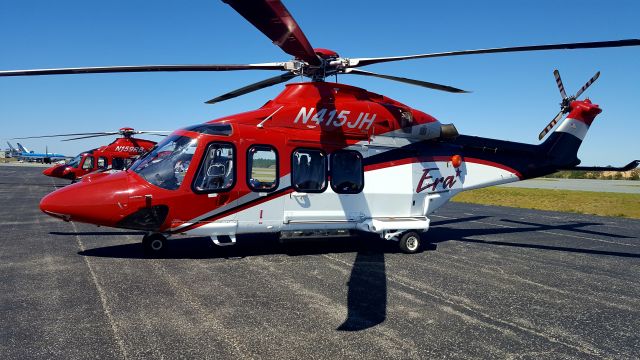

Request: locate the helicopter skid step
(356, 216), (430, 241)
(210, 235), (237, 247)
(280, 229), (353, 240)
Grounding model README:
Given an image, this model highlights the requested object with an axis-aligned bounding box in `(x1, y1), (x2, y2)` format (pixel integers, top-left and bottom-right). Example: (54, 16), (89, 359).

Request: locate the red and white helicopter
(14, 127), (168, 180)
(1, 0), (638, 254)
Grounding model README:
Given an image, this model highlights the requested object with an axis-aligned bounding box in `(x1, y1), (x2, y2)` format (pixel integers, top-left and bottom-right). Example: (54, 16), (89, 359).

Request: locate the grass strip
(452, 187), (640, 219)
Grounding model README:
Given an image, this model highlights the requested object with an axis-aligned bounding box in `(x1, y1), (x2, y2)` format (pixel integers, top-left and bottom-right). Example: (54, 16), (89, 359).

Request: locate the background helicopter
(0, 0), (638, 254)
(13, 128), (169, 180)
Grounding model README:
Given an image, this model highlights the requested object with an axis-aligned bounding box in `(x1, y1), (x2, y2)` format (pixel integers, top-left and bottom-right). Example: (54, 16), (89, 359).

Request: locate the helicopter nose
(42, 165), (71, 179)
(40, 172), (130, 226)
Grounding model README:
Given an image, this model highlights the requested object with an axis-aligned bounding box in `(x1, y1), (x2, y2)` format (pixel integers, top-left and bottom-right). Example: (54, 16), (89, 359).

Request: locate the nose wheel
(142, 233), (167, 255)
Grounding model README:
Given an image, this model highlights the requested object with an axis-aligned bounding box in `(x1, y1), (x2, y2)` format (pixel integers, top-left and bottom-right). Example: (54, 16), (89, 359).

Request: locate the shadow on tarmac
(428, 217), (640, 258)
(69, 215), (638, 332)
(76, 234), (425, 332)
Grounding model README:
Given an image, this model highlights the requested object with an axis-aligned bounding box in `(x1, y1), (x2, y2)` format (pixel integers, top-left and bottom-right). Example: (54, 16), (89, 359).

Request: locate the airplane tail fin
(540, 99), (602, 168)
(16, 143), (29, 153)
(7, 141), (16, 152)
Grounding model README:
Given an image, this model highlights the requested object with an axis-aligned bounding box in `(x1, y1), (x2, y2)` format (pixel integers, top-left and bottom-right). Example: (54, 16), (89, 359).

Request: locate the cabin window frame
(291, 147), (328, 193)
(330, 150), (365, 194)
(81, 156), (94, 170)
(191, 141), (236, 194)
(246, 145), (279, 192)
(97, 156), (108, 169)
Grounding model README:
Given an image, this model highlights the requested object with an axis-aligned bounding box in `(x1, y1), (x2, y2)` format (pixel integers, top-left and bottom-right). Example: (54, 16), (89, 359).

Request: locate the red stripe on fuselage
(365, 155), (522, 178)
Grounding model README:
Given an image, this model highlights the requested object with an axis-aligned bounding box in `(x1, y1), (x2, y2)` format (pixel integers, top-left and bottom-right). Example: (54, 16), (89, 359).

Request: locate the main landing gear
(142, 233), (168, 255)
(398, 231), (422, 254)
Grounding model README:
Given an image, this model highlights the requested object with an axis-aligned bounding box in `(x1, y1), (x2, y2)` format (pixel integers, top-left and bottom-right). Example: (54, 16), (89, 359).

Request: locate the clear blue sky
(1, 0), (638, 166)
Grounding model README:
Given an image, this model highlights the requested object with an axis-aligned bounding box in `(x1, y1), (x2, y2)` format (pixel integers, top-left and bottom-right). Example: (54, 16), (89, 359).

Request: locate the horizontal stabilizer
(561, 160), (639, 172)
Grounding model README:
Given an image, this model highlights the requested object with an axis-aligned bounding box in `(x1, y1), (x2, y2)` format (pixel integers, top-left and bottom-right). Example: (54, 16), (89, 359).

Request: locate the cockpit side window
(192, 142), (235, 193)
(130, 135), (198, 190)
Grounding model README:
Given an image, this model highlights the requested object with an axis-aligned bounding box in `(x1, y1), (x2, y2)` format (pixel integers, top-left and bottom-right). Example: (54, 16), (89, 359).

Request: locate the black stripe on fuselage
(365, 136), (558, 179)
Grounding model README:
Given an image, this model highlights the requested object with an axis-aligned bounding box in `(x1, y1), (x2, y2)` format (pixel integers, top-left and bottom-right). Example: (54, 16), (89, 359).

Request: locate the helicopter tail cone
(541, 98), (602, 168)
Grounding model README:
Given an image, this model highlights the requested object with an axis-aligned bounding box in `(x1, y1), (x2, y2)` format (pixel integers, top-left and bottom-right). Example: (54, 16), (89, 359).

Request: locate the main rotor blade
(135, 131), (172, 135)
(553, 69), (567, 99)
(538, 110), (565, 140)
(349, 39), (640, 67)
(12, 132), (117, 140)
(205, 72), (297, 104)
(575, 71), (600, 99)
(0, 63), (287, 77)
(344, 68), (469, 93)
(61, 134), (120, 141)
(222, 0), (320, 66)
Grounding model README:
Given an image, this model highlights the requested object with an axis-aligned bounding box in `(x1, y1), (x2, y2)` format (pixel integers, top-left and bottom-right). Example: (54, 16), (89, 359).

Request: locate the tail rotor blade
(553, 69), (567, 99)
(539, 110), (565, 140)
(575, 71), (600, 99)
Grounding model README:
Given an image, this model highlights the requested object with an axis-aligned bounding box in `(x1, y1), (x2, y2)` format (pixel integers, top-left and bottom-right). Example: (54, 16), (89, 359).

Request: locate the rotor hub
(119, 127), (135, 137)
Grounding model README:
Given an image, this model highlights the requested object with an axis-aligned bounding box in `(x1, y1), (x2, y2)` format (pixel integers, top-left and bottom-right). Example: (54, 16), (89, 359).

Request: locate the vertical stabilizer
(541, 99), (602, 167)
(16, 143), (29, 153)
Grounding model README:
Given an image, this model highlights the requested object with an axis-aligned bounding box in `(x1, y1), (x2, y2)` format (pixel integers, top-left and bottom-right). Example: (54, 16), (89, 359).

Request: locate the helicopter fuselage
(40, 81), (601, 249)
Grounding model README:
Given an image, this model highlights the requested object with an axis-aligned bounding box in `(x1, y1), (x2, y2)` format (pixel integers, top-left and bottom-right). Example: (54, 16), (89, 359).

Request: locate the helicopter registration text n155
(294, 107), (376, 129)
(113, 146), (147, 153)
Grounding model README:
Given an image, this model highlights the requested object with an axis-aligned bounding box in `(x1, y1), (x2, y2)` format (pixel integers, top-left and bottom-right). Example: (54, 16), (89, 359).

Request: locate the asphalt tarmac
(1, 166), (639, 359)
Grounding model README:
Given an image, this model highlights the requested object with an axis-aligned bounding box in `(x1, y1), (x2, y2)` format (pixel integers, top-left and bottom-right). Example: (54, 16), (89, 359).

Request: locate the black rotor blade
(350, 39), (640, 67)
(0, 63), (287, 77)
(222, 0), (320, 66)
(344, 68), (468, 93)
(575, 71), (600, 99)
(538, 110), (565, 140)
(12, 132), (117, 140)
(61, 134), (120, 142)
(553, 69), (567, 99)
(205, 73), (297, 104)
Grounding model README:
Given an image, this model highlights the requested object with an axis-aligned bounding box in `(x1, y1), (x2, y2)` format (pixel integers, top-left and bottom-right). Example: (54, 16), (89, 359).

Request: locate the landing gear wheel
(399, 231), (421, 254)
(142, 233), (167, 256)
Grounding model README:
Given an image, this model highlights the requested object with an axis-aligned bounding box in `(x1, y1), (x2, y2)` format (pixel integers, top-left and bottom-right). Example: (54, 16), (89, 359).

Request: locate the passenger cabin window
(292, 149), (326, 192)
(112, 157), (125, 170)
(248, 146), (278, 191)
(82, 156), (94, 170)
(193, 143), (235, 193)
(98, 157), (108, 169)
(331, 150), (364, 194)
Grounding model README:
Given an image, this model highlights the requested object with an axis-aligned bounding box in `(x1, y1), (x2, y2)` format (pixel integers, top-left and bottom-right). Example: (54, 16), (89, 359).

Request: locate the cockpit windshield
(130, 135), (198, 190)
(67, 154), (83, 168)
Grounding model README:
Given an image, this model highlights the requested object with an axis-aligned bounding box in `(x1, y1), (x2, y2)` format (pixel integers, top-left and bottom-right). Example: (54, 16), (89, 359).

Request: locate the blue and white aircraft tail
(16, 143), (30, 153)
